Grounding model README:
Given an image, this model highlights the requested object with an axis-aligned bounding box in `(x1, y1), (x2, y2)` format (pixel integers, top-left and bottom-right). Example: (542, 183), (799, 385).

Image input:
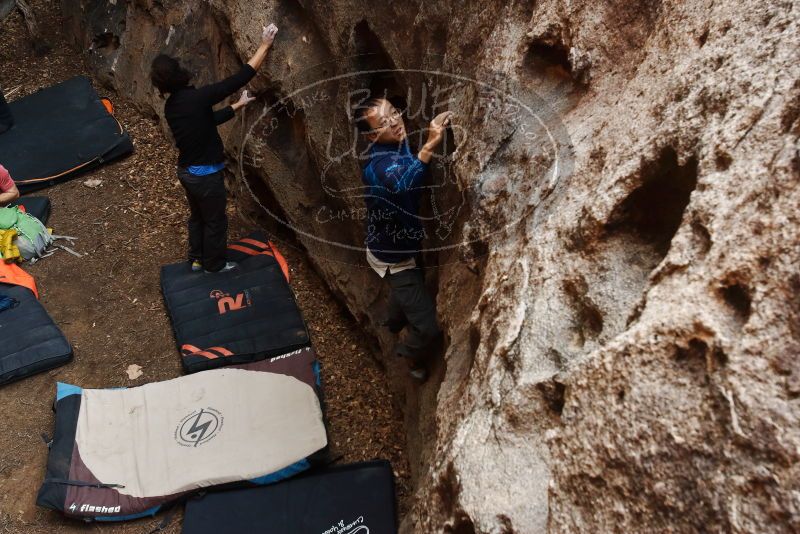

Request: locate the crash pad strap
(180, 345), (234, 360)
(45, 478), (125, 489)
(227, 238), (290, 282)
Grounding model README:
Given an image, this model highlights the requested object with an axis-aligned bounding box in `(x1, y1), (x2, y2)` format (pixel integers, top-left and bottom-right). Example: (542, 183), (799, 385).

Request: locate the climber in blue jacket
(354, 97), (452, 381)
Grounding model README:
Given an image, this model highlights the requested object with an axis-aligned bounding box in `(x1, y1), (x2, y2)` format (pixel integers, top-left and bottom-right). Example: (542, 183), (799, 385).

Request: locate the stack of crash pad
(0, 76), (133, 193)
(36, 347), (327, 522)
(37, 230), (398, 528)
(161, 233), (310, 373)
(182, 460), (398, 533)
(0, 283), (72, 386)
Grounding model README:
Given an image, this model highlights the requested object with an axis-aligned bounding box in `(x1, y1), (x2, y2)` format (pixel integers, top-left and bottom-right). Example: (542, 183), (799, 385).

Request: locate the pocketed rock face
(61, 0), (800, 531)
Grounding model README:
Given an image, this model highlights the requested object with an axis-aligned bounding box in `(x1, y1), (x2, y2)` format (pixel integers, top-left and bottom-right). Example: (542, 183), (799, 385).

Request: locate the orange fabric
(193, 351), (220, 360)
(181, 344), (234, 360)
(0, 261), (38, 298)
(228, 244), (258, 255)
(269, 241), (290, 283)
(228, 238), (290, 282)
(15, 160), (97, 184)
(101, 97), (114, 115)
(239, 238), (269, 250)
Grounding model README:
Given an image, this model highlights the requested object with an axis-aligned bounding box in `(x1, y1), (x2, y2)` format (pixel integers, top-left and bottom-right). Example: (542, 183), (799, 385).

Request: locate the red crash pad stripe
(192, 351), (220, 360)
(229, 238), (289, 282)
(239, 238), (269, 250)
(181, 345), (234, 360)
(228, 244), (259, 255)
(269, 241), (290, 283)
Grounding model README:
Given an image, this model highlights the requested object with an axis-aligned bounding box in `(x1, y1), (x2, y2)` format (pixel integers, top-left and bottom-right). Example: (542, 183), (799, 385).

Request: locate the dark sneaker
(205, 261), (237, 274)
(407, 359), (428, 382)
(382, 317), (407, 334)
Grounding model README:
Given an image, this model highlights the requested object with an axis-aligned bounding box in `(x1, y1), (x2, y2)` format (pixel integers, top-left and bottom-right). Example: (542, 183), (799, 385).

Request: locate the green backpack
(0, 206), (53, 261)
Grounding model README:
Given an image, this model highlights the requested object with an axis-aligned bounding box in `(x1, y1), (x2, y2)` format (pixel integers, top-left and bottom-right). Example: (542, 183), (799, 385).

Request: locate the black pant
(0, 90), (14, 134)
(385, 268), (441, 362)
(178, 169), (228, 272)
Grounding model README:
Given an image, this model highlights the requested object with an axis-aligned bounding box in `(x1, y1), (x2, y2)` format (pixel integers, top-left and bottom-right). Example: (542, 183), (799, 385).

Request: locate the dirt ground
(0, 2), (410, 532)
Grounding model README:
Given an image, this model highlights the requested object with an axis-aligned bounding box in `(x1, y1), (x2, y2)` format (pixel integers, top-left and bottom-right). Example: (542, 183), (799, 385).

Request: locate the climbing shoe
(407, 359), (428, 383)
(205, 261), (237, 274)
(191, 260), (202, 272)
(381, 316), (407, 334)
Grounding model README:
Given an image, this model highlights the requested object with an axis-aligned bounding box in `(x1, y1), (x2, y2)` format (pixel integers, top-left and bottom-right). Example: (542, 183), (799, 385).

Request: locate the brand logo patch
(70, 503), (121, 514)
(209, 289), (252, 314)
(175, 407), (223, 447)
(321, 516), (370, 534)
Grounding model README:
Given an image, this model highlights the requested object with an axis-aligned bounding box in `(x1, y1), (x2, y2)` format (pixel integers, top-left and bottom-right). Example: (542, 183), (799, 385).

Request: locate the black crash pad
(0, 284), (72, 386)
(11, 196), (51, 224)
(161, 236), (310, 373)
(182, 460), (398, 534)
(0, 76), (133, 193)
(0, 89), (12, 133)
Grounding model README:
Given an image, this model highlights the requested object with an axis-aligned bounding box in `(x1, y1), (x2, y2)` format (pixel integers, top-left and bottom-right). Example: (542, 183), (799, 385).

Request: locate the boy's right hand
(425, 111), (453, 148)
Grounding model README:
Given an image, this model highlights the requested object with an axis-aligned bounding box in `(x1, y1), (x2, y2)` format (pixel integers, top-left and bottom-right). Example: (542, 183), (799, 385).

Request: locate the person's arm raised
(197, 24), (278, 106)
(248, 24), (278, 71)
(418, 111), (453, 164)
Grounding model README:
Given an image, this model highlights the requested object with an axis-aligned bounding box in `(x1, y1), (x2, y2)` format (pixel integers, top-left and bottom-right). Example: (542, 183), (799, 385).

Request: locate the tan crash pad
(73, 367), (327, 498)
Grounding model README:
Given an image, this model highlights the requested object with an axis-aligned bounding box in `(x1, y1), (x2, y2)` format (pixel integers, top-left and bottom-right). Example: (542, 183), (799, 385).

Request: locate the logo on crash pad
(209, 289), (252, 315)
(175, 407), (223, 447)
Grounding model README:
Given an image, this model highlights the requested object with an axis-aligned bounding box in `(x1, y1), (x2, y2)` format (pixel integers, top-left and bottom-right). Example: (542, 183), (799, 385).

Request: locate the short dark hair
(150, 54), (191, 95)
(352, 97), (385, 134)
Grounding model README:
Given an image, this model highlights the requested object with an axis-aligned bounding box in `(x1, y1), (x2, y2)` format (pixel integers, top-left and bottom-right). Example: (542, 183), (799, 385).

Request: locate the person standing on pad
(354, 98), (452, 381)
(150, 23), (278, 273)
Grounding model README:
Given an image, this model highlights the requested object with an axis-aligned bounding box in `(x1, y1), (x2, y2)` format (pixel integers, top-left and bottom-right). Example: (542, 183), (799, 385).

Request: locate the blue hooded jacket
(361, 141), (429, 263)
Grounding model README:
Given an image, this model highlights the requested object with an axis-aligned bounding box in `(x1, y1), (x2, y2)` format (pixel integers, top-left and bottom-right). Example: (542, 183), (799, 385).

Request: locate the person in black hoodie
(150, 23), (278, 273)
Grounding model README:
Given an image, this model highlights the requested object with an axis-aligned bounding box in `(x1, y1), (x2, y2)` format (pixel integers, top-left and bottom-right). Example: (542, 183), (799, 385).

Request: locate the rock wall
(61, 0), (800, 531)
